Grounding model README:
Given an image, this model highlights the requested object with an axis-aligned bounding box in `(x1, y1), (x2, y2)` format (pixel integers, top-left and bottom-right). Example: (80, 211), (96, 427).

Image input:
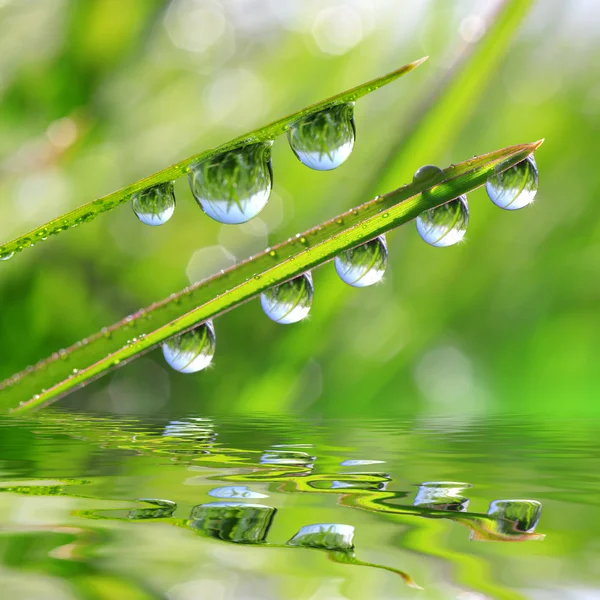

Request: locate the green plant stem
(0, 140), (542, 413)
(0, 57), (427, 261)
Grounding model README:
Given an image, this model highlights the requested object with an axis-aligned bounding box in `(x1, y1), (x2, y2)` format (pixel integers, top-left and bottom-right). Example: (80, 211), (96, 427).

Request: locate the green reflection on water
(0, 411), (597, 599)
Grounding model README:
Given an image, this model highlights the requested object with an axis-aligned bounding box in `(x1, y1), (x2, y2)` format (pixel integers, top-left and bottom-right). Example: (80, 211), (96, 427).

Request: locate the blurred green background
(0, 0), (598, 417)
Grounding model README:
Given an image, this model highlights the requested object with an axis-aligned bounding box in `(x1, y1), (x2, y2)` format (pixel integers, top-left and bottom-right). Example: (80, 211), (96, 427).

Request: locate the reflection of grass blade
(0, 141), (542, 413)
(0, 58), (426, 262)
(329, 550), (422, 590)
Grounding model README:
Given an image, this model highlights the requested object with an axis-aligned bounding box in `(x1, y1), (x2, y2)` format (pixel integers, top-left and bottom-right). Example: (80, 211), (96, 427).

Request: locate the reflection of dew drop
(131, 181), (176, 226)
(486, 155), (538, 210)
(286, 523), (355, 551)
(261, 272), (313, 324)
(162, 321), (216, 373)
(287, 103), (355, 171)
(340, 459), (385, 466)
(487, 499), (542, 534)
(416, 195), (469, 247)
(129, 498), (177, 520)
(334, 235), (387, 287)
(260, 450), (315, 467)
(208, 486), (268, 499)
(413, 481), (472, 512)
(188, 142), (273, 224)
(189, 502), (276, 544)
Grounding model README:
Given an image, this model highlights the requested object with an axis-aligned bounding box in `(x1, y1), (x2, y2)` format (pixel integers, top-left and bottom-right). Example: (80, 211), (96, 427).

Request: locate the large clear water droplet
(287, 103), (355, 171)
(260, 272), (313, 324)
(487, 499), (542, 535)
(131, 181), (176, 226)
(0, 251), (14, 261)
(416, 195), (469, 247)
(334, 235), (387, 287)
(413, 164), (444, 187)
(486, 155), (538, 210)
(286, 523), (355, 551)
(188, 142), (273, 224)
(413, 481), (472, 512)
(162, 321), (216, 373)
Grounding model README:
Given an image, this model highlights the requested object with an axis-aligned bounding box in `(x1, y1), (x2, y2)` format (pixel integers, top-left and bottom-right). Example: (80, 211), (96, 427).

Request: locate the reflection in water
(287, 523), (354, 550)
(487, 499), (542, 535)
(260, 449), (315, 468)
(189, 502), (276, 544)
(413, 481), (472, 512)
(208, 486), (268, 499)
(128, 498), (177, 520)
(0, 412), (552, 598)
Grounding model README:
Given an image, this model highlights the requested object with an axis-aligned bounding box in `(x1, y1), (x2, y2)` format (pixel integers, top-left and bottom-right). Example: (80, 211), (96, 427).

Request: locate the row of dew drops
(157, 104), (539, 374)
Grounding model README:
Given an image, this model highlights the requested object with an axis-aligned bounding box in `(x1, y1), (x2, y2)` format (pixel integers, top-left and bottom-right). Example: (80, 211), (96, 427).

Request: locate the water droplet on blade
(0, 251), (14, 261)
(260, 272), (313, 324)
(416, 195), (469, 247)
(188, 142), (273, 224)
(162, 321), (216, 373)
(486, 155), (538, 210)
(132, 181), (176, 226)
(413, 164), (444, 186)
(287, 103), (355, 171)
(334, 235), (387, 287)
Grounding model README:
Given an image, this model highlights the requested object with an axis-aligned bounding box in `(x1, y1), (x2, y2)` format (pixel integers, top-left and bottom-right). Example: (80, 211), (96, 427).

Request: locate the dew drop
(162, 321), (216, 373)
(416, 195), (469, 247)
(0, 251), (14, 261)
(287, 103), (355, 171)
(413, 164), (444, 187)
(334, 235), (387, 288)
(260, 272), (313, 324)
(188, 142), (273, 224)
(132, 181), (176, 226)
(486, 155), (538, 210)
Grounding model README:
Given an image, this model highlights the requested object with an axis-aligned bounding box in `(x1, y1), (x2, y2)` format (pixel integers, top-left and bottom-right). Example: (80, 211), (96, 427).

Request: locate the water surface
(0, 411), (598, 599)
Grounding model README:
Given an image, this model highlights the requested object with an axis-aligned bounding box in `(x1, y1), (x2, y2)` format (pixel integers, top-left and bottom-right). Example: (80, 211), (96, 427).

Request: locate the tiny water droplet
(335, 218), (343, 225)
(413, 164), (444, 187)
(416, 195), (469, 247)
(299, 236), (308, 245)
(132, 181), (176, 226)
(486, 155), (538, 210)
(162, 321), (216, 373)
(261, 272), (313, 324)
(382, 212), (389, 219)
(268, 250), (276, 257)
(287, 103), (355, 171)
(188, 142), (273, 224)
(0, 251), (14, 261)
(335, 235), (387, 288)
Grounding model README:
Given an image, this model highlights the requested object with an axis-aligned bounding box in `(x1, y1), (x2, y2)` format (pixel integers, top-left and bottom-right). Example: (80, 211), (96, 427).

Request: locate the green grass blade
(0, 140), (542, 413)
(0, 57), (427, 262)
(376, 0), (534, 191)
